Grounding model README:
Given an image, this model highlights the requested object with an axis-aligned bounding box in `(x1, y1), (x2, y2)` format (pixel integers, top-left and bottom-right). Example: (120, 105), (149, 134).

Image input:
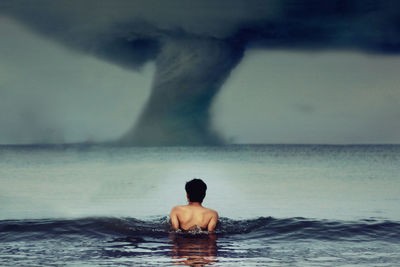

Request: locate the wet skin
(170, 202), (218, 232)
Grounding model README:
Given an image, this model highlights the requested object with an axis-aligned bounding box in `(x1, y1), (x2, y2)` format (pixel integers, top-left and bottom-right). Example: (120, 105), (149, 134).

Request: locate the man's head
(185, 178), (207, 203)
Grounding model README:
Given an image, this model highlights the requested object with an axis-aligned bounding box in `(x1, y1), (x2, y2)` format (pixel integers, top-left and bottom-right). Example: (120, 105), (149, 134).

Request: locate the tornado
(120, 37), (244, 145)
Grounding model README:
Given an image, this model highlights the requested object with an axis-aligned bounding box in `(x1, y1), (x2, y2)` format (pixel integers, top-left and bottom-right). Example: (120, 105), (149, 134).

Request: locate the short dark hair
(185, 179), (207, 203)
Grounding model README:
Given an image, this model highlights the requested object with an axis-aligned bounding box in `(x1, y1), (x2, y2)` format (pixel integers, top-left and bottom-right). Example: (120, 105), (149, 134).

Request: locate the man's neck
(188, 202), (202, 207)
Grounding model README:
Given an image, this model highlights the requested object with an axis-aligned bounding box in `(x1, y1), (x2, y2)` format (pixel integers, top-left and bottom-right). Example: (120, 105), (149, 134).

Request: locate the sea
(0, 144), (399, 266)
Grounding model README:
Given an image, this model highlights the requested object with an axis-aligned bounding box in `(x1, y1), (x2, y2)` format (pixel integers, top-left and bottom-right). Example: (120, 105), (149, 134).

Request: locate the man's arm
(170, 207), (180, 230)
(207, 211), (219, 232)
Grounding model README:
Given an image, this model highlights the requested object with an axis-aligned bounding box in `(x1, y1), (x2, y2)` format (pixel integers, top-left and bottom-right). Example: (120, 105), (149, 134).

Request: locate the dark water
(1, 217), (400, 266)
(1, 144), (400, 265)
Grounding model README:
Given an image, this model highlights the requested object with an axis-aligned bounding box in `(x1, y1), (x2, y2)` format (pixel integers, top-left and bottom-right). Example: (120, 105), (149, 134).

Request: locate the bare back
(170, 204), (218, 232)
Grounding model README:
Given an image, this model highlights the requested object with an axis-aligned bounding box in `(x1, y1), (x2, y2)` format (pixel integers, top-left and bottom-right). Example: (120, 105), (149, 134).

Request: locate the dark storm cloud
(1, 0), (400, 145)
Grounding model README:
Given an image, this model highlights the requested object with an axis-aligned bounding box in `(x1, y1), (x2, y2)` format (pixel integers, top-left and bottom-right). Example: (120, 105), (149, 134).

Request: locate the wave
(1, 217), (399, 243)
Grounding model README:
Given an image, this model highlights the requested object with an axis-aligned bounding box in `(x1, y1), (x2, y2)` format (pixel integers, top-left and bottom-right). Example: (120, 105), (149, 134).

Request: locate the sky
(1, 1), (400, 145)
(214, 50), (400, 144)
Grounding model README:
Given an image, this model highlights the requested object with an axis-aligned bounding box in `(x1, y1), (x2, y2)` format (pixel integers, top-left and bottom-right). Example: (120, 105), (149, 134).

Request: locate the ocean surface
(0, 145), (399, 266)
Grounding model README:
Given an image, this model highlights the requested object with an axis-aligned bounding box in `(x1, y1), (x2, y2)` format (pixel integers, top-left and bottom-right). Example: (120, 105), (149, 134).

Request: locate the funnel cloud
(120, 37), (244, 145)
(1, 0), (400, 145)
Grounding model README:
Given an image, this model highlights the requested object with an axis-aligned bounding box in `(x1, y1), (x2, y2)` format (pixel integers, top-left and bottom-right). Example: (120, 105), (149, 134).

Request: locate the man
(170, 179), (219, 232)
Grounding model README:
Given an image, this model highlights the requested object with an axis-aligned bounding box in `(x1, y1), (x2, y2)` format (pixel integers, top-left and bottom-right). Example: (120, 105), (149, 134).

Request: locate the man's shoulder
(204, 207), (218, 217)
(170, 205), (186, 213)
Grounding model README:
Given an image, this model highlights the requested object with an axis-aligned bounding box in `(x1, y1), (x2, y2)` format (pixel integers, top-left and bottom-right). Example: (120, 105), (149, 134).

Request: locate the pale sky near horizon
(1, 16), (400, 145)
